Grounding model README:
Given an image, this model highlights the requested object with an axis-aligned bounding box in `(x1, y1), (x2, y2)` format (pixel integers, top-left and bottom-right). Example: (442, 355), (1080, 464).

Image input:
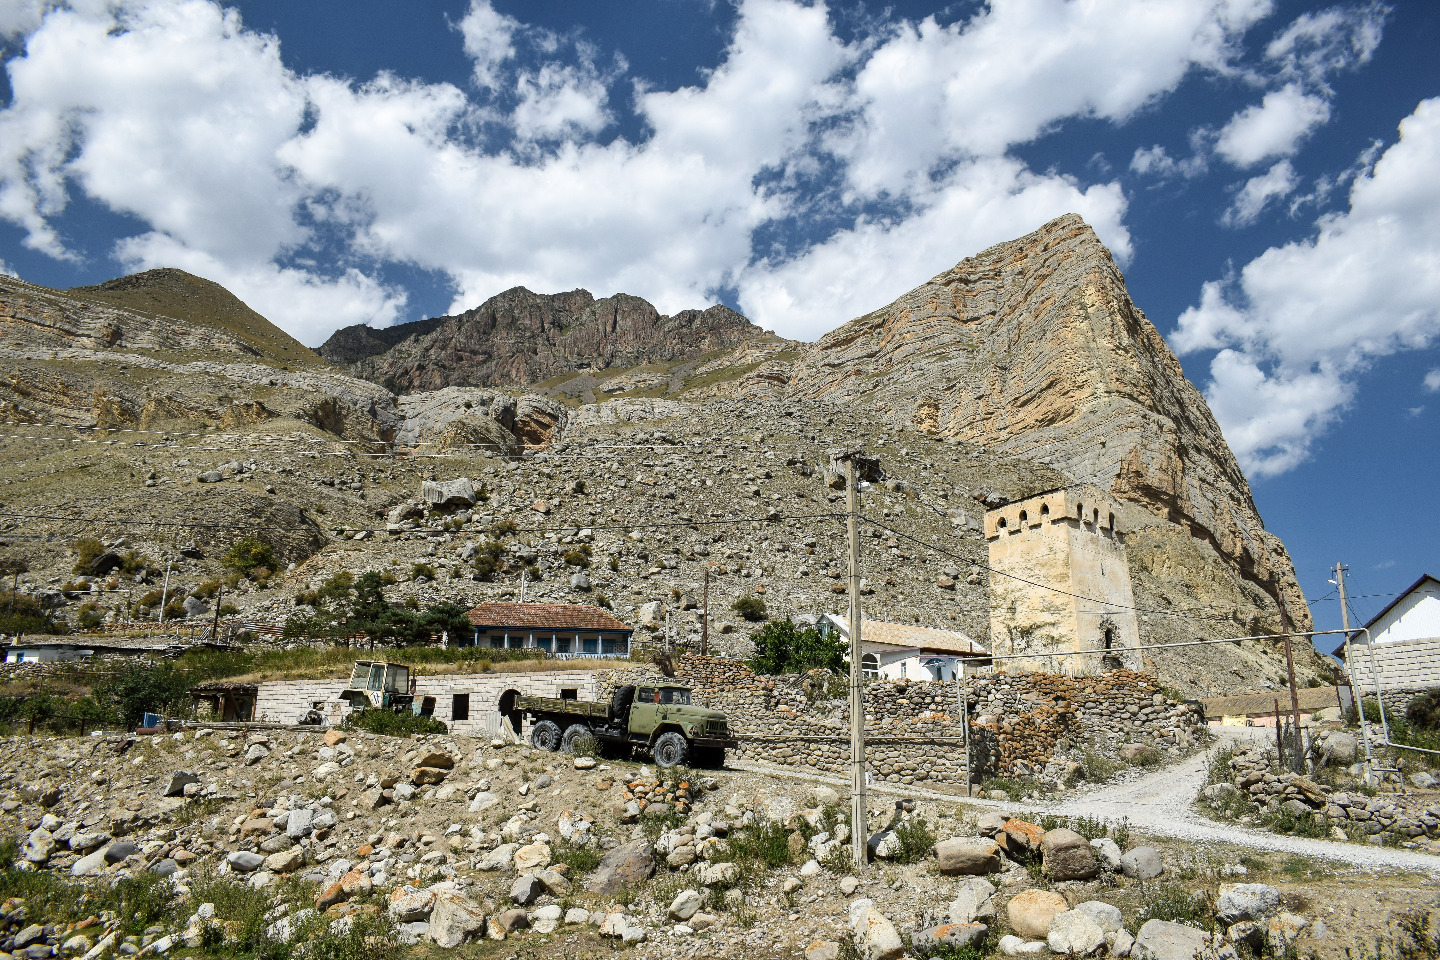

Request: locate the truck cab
(338, 661), (415, 713)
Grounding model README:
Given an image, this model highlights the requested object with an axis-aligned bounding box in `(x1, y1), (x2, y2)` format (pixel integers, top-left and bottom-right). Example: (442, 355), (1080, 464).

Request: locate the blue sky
(0, 0), (1436, 638)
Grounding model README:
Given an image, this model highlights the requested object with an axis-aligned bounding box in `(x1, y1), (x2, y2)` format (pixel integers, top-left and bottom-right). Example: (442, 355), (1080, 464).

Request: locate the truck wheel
(530, 720), (562, 752)
(561, 724), (594, 755)
(652, 731), (689, 768)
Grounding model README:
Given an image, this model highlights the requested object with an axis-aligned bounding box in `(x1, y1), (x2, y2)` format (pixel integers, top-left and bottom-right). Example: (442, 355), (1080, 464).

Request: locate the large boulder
(1041, 828), (1099, 881)
(1048, 910), (1106, 956)
(1120, 847), (1164, 880)
(388, 886), (436, 923)
(1133, 920), (1209, 960)
(1007, 890), (1069, 939)
(947, 878), (999, 924)
(934, 837), (1001, 875)
(162, 771), (200, 798)
(1216, 884), (1281, 924)
(428, 891), (488, 948)
(850, 905), (905, 960)
(999, 819), (1045, 859)
(913, 924), (989, 954)
(422, 478), (477, 509)
(586, 839), (656, 894)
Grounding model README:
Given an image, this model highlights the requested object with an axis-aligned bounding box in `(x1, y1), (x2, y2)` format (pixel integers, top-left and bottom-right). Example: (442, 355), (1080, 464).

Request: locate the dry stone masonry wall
(608, 657), (1202, 785)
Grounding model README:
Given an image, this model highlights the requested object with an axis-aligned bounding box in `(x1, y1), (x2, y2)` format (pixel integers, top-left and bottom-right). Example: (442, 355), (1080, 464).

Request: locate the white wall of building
(1370, 579), (1440, 645)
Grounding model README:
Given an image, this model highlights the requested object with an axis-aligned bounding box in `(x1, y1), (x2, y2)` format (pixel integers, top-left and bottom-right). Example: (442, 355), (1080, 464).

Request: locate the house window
(861, 654), (879, 680)
(452, 694), (470, 722)
(603, 635), (628, 656)
(536, 635), (553, 652)
(555, 635), (572, 654)
(582, 634), (599, 655)
(489, 632), (505, 649)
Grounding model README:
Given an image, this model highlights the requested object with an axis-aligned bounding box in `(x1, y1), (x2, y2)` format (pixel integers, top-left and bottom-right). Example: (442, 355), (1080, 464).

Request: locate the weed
(1264, 806), (1330, 839)
(1072, 747), (1121, 783)
(1133, 883), (1215, 932)
(552, 841), (602, 876)
(342, 710), (447, 737)
(1071, 815), (1110, 841)
(891, 816), (937, 865)
(1112, 817), (1131, 850)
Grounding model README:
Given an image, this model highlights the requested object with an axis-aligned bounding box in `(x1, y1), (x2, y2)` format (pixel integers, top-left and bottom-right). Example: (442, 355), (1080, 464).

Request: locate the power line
(862, 515), (1237, 622)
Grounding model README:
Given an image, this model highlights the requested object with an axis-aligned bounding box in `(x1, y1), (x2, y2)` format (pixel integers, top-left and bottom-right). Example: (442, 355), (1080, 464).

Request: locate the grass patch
(1132, 882), (1215, 932)
(891, 817), (937, 865)
(341, 710), (448, 737)
(552, 840), (602, 876)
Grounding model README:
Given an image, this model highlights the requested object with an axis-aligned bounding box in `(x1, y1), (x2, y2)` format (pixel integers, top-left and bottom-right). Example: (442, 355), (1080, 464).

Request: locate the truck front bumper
(689, 736), (738, 751)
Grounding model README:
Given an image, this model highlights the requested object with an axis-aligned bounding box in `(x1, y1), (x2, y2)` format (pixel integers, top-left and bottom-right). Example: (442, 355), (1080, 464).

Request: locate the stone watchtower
(984, 485), (1140, 676)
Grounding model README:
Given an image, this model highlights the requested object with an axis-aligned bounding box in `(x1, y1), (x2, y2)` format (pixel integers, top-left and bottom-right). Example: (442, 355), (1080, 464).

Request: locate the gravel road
(735, 729), (1440, 874)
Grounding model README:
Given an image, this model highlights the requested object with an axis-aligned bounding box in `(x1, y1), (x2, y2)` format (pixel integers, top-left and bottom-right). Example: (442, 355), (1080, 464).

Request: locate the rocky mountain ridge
(324, 287), (767, 393)
(0, 217), (1328, 693)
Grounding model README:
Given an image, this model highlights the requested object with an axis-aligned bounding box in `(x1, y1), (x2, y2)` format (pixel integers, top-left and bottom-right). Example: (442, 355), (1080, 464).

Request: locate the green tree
(749, 618), (846, 675)
(93, 663), (192, 728)
(419, 603), (475, 645)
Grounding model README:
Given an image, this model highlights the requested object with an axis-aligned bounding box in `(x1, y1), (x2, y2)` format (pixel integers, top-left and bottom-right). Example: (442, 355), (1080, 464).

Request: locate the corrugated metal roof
(824, 615), (986, 656)
(466, 602), (632, 632)
(1199, 685), (1344, 719)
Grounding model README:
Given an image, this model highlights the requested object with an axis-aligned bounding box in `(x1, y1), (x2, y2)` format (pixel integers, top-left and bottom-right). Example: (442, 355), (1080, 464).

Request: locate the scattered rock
(1007, 889), (1069, 939)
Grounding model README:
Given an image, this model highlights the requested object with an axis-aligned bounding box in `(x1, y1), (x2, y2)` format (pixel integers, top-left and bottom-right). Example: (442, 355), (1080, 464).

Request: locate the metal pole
(845, 456), (867, 872)
(960, 676), (972, 798)
(211, 584), (223, 642)
(1274, 699), (1284, 766)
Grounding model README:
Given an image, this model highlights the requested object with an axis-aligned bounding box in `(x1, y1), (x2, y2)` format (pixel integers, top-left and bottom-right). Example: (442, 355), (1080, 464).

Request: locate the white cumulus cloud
(1222, 159), (1298, 226)
(1425, 369), (1440, 392)
(1215, 84), (1330, 167)
(1176, 97), (1440, 475)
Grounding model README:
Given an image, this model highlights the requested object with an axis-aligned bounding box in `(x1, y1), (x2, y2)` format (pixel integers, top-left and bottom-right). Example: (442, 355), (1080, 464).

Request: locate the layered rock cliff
(786, 214), (1310, 628)
(327, 287), (764, 392)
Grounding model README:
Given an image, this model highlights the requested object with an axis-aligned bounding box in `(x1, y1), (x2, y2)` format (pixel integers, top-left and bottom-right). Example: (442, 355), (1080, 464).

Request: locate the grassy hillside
(69, 268), (328, 369)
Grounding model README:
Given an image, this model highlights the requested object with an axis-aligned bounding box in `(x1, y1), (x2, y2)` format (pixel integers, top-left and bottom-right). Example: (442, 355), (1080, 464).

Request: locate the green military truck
(517, 683), (736, 768)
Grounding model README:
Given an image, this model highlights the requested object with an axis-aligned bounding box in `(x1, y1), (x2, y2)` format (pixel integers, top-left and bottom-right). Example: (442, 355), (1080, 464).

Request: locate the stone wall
(605, 656), (1202, 786)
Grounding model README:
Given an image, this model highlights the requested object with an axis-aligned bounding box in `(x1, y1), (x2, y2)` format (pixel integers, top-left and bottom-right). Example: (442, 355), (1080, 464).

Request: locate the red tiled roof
(466, 602), (632, 632)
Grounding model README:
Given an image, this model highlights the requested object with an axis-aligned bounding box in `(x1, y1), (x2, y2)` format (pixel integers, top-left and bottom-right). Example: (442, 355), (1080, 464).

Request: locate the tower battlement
(985, 484), (1140, 676)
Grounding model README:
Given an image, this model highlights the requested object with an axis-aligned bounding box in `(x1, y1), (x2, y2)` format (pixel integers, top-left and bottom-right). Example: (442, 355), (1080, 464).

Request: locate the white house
(813, 614), (990, 682)
(1336, 574), (1440, 692)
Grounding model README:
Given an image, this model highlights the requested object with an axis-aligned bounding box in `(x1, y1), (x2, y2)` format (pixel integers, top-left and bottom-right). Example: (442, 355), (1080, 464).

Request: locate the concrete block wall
(254, 670), (602, 736)
(1348, 637), (1440, 693)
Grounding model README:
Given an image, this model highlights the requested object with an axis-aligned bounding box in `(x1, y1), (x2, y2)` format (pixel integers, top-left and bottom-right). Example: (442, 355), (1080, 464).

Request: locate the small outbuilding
(189, 681), (258, 722)
(1334, 573), (1440, 695)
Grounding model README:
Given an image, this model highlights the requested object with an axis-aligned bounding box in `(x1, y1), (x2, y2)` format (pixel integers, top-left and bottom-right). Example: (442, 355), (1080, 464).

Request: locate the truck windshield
(657, 688), (691, 705)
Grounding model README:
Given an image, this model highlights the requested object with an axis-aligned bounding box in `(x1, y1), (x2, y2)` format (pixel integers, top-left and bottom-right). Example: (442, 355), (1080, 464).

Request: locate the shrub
(552, 840), (602, 875)
(891, 816), (936, 864)
(563, 546), (592, 568)
(1133, 884), (1214, 931)
(1407, 691), (1440, 731)
(410, 562), (436, 582)
(343, 709), (447, 737)
(225, 537), (276, 577)
(72, 537), (105, 574)
(0, 592), (66, 635)
(732, 595), (768, 622)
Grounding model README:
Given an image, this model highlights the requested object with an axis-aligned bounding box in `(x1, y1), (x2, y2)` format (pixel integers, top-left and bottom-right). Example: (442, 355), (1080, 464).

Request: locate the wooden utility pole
(960, 677), (972, 798)
(1274, 578), (1304, 768)
(700, 565), (710, 657)
(844, 455), (867, 872)
(1335, 562), (1374, 762)
(1274, 698), (1284, 766)
(211, 585), (223, 642)
(157, 554), (173, 625)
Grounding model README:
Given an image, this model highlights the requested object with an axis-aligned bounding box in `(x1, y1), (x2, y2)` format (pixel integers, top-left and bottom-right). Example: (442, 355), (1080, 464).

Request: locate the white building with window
(1336, 574), (1440, 693)
(813, 614), (990, 682)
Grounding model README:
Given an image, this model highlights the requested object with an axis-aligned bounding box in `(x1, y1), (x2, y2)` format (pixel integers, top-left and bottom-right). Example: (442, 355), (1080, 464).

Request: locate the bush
(749, 618), (846, 674)
(1133, 884), (1214, 931)
(891, 816), (936, 864)
(93, 662), (193, 728)
(563, 546), (592, 568)
(225, 537), (276, 577)
(1407, 691), (1440, 731)
(72, 537), (105, 574)
(0, 592), (66, 635)
(410, 562), (436, 582)
(343, 709), (448, 737)
(732, 595), (768, 622)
